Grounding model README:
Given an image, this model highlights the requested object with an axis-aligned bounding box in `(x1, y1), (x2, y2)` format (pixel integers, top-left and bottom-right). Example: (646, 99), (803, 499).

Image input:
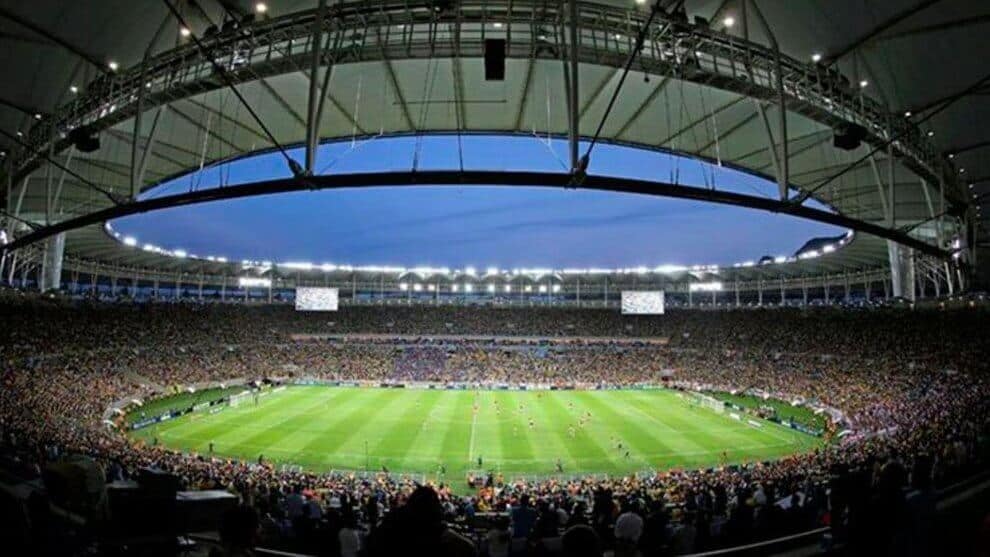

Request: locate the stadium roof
(0, 0), (983, 283)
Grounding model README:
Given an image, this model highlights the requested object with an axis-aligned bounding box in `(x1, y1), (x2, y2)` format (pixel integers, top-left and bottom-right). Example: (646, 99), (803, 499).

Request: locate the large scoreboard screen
(621, 291), (665, 314)
(295, 287), (339, 311)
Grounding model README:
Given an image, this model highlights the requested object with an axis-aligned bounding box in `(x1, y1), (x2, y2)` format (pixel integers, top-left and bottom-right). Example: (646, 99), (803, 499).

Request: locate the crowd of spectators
(1, 292), (988, 556)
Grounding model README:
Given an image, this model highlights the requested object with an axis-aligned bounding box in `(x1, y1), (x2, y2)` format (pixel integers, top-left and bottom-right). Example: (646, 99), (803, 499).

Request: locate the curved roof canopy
(0, 0), (981, 281)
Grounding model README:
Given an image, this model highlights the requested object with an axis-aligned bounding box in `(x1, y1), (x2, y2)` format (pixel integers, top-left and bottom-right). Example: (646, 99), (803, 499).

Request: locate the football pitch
(131, 386), (822, 478)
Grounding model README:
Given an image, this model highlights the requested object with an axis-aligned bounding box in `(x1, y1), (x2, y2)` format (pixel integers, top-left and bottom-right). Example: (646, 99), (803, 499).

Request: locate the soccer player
(556, 458), (564, 473)
(478, 456), (483, 468)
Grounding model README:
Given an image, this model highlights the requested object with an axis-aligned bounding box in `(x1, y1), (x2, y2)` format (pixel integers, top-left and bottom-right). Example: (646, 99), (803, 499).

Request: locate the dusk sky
(113, 136), (841, 268)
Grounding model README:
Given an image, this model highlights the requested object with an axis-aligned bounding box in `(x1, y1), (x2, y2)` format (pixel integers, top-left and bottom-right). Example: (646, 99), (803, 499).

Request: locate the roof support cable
(577, 0), (675, 185)
(0, 128), (121, 206)
(160, 0), (305, 179)
(793, 70), (990, 207)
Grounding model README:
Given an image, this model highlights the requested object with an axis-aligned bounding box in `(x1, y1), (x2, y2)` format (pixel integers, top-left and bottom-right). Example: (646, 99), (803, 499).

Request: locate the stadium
(0, 1), (988, 556)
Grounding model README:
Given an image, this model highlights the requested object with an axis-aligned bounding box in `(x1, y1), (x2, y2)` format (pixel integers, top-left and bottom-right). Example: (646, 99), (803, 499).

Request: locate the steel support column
(305, 0), (327, 174)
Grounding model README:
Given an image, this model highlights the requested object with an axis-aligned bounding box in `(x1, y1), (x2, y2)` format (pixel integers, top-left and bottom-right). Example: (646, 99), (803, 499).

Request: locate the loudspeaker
(68, 125), (100, 153)
(833, 123), (867, 151)
(485, 39), (506, 81)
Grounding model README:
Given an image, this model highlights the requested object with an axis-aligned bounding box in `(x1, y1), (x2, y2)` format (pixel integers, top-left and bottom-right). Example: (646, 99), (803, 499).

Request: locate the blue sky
(112, 135), (841, 268)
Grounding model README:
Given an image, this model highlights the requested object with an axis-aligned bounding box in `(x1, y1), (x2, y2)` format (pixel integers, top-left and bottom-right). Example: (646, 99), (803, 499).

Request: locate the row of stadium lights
(398, 283), (561, 294)
(106, 223), (855, 277)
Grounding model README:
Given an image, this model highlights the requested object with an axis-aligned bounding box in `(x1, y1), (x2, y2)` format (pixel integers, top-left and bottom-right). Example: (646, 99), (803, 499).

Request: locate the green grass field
(130, 386), (822, 479)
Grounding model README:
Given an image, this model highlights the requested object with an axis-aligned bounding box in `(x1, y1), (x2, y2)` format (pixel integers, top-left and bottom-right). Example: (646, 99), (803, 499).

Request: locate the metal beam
(567, 0), (580, 171)
(1, 170), (947, 258)
(0, 6), (111, 74)
(661, 96), (747, 146)
(875, 14), (990, 43)
(258, 79), (306, 130)
(824, 0), (944, 63)
(946, 140), (990, 158)
(747, 0), (788, 201)
(614, 76), (671, 139)
(513, 58), (537, 130)
(305, 0), (326, 174)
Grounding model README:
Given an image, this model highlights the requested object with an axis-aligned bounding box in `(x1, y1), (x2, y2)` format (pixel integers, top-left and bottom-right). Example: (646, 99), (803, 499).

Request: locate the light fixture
(960, 168), (966, 174)
(859, 79), (868, 88)
(948, 153), (955, 159)
(811, 53), (822, 63)
(108, 61), (119, 71)
(927, 130), (934, 137)
(904, 110), (911, 117)
(493, 22), (503, 28)
(180, 27), (191, 37)
(69, 85), (78, 94)
(722, 16), (735, 28)
(16, 131), (23, 137)
(255, 2), (267, 14)
(34, 113), (42, 120)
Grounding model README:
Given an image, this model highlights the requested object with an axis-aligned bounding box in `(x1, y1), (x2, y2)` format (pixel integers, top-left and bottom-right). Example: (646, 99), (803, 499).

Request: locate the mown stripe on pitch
(269, 388), (396, 468)
(434, 390), (475, 473)
(626, 391), (793, 468)
(301, 388), (407, 461)
(572, 390), (675, 470)
(536, 391), (614, 472)
(149, 386), (316, 454)
(224, 387), (372, 461)
(624, 391), (722, 451)
(152, 385), (309, 442)
(494, 392), (537, 472)
(367, 389), (439, 470)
